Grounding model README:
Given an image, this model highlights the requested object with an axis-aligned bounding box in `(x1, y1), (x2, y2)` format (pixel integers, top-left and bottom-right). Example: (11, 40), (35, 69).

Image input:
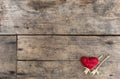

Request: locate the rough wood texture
(18, 36), (120, 60)
(17, 61), (120, 79)
(0, 0), (120, 34)
(0, 0), (120, 79)
(17, 36), (120, 78)
(0, 36), (16, 79)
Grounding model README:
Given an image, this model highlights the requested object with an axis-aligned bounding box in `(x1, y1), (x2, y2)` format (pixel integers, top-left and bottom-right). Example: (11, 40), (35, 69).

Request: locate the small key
(91, 55), (110, 75)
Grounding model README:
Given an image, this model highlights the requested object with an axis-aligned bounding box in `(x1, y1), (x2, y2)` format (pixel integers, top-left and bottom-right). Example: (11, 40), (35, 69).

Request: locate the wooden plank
(0, 0), (4, 32)
(18, 36), (120, 60)
(17, 61), (120, 79)
(0, 36), (16, 79)
(1, 0), (120, 34)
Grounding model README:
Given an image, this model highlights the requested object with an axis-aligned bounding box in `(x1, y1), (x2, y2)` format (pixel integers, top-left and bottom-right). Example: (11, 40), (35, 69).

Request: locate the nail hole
(9, 71), (15, 75)
(14, 26), (20, 28)
(109, 74), (113, 76)
(18, 48), (23, 51)
(105, 41), (114, 45)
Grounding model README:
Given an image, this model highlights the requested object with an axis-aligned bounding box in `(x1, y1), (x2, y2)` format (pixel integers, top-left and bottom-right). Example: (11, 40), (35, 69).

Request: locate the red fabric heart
(80, 56), (98, 69)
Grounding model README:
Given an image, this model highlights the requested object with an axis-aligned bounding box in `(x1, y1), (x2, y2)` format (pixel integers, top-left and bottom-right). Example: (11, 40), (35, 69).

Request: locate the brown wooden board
(17, 36), (120, 79)
(17, 60), (120, 79)
(18, 36), (120, 60)
(0, 0), (120, 79)
(0, 36), (16, 79)
(1, 0), (120, 34)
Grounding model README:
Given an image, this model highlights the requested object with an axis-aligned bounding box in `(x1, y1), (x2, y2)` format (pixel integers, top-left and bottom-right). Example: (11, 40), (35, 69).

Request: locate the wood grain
(17, 61), (120, 79)
(1, 0), (120, 34)
(0, 36), (16, 79)
(18, 36), (120, 60)
(0, 0), (120, 79)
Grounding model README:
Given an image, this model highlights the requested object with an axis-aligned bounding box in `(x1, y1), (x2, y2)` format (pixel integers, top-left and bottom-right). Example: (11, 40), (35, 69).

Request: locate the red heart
(80, 56), (98, 69)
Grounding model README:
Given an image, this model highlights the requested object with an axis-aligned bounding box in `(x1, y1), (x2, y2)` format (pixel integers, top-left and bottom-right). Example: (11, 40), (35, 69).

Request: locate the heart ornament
(80, 56), (99, 69)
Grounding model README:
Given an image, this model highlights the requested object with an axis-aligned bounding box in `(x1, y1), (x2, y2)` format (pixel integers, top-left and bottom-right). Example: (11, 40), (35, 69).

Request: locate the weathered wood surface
(17, 60), (120, 79)
(0, 36), (16, 79)
(0, 0), (120, 79)
(18, 36), (120, 60)
(17, 36), (120, 78)
(0, 0), (120, 34)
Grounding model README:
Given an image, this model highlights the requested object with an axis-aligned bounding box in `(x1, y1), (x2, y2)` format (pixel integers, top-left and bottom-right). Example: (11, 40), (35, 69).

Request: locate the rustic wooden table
(0, 0), (120, 79)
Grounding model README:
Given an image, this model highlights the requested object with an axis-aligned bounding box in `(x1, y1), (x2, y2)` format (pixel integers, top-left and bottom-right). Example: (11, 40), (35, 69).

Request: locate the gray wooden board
(0, 36), (16, 79)
(18, 36), (120, 60)
(17, 61), (120, 79)
(0, 0), (120, 34)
